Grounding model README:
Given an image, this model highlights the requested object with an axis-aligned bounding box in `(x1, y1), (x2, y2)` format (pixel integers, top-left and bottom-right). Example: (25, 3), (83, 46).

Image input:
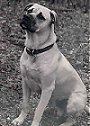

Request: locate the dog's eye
(37, 12), (46, 20)
(27, 8), (34, 13)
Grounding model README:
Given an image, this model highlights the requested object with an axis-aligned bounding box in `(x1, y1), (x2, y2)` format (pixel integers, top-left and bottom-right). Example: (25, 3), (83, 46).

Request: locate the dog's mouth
(20, 15), (37, 33)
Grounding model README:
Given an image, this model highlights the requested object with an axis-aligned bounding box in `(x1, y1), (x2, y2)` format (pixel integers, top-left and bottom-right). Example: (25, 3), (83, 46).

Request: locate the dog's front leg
(31, 81), (55, 126)
(12, 77), (31, 125)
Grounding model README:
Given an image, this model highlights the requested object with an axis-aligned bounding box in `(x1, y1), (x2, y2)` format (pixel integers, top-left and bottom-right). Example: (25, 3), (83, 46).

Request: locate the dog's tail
(85, 105), (90, 113)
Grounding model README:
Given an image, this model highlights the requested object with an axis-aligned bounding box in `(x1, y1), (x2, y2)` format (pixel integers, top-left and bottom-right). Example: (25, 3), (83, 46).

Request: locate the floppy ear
(24, 3), (34, 11)
(50, 10), (57, 24)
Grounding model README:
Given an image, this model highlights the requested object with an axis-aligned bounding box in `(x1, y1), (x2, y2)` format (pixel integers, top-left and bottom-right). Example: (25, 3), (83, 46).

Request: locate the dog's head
(20, 3), (57, 33)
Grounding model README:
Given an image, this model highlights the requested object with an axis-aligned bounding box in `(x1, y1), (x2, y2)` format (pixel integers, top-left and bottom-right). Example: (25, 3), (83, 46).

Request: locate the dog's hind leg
(12, 77), (31, 125)
(59, 92), (87, 126)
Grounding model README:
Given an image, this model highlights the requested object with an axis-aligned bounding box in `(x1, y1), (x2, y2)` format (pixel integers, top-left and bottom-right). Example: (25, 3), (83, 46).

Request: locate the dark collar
(26, 43), (54, 56)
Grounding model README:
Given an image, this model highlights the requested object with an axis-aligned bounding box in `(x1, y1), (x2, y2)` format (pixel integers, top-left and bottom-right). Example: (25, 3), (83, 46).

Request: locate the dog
(12, 3), (89, 126)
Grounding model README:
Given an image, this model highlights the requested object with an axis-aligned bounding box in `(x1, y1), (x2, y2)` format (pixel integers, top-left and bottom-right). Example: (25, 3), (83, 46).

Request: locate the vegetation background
(0, 0), (89, 126)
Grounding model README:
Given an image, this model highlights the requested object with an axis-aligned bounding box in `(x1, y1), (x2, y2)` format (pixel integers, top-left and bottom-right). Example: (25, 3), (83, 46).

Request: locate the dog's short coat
(12, 3), (89, 126)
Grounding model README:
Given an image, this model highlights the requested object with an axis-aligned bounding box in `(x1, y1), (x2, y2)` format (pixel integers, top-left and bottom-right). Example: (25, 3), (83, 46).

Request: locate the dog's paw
(12, 117), (24, 126)
(31, 121), (40, 126)
(59, 120), (76, 126)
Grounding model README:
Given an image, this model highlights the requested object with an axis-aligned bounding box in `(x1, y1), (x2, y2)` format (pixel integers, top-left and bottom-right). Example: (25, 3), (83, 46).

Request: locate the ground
(0, 0), (89, 126)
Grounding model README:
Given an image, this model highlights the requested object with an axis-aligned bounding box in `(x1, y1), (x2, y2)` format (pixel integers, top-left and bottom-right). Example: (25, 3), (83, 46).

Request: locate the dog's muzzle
(20, 15), (37, 32)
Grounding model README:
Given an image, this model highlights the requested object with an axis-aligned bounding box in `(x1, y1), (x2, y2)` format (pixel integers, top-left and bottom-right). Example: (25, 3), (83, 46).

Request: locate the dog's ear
(50, 10), (57, 24)
(50, 10), (58, 34)
(24, 3), (34, 11)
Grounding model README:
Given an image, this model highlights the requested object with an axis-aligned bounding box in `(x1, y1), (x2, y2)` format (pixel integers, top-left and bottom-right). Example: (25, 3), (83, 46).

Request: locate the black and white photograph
(0, 0), (90, 126)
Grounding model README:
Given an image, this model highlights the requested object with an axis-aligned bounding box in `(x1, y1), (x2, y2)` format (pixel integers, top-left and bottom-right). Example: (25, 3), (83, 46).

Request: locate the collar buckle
(31, 49), (35, 56)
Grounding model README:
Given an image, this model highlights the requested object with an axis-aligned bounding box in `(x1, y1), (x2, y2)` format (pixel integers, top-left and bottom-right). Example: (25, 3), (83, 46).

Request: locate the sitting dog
(12, 3), (89, 126)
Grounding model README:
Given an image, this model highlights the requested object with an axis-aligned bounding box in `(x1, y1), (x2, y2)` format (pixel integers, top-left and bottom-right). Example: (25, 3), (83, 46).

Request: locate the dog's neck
(25, 25), (57, 49)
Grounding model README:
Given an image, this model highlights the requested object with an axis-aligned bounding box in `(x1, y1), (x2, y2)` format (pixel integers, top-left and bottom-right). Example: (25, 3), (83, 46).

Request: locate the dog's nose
(20, 14), (37, 32)
(23, 14), (36, 24)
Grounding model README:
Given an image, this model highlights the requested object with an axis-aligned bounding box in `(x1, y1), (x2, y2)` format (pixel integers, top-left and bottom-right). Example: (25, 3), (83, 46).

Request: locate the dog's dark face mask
(20, 3), (57, 33)
(20, 14), (37, 33)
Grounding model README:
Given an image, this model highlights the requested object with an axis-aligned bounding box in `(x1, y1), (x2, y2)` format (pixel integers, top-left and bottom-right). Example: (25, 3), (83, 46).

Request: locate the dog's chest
(21, 54), (42, 89)
(26, 60), (41, 82)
